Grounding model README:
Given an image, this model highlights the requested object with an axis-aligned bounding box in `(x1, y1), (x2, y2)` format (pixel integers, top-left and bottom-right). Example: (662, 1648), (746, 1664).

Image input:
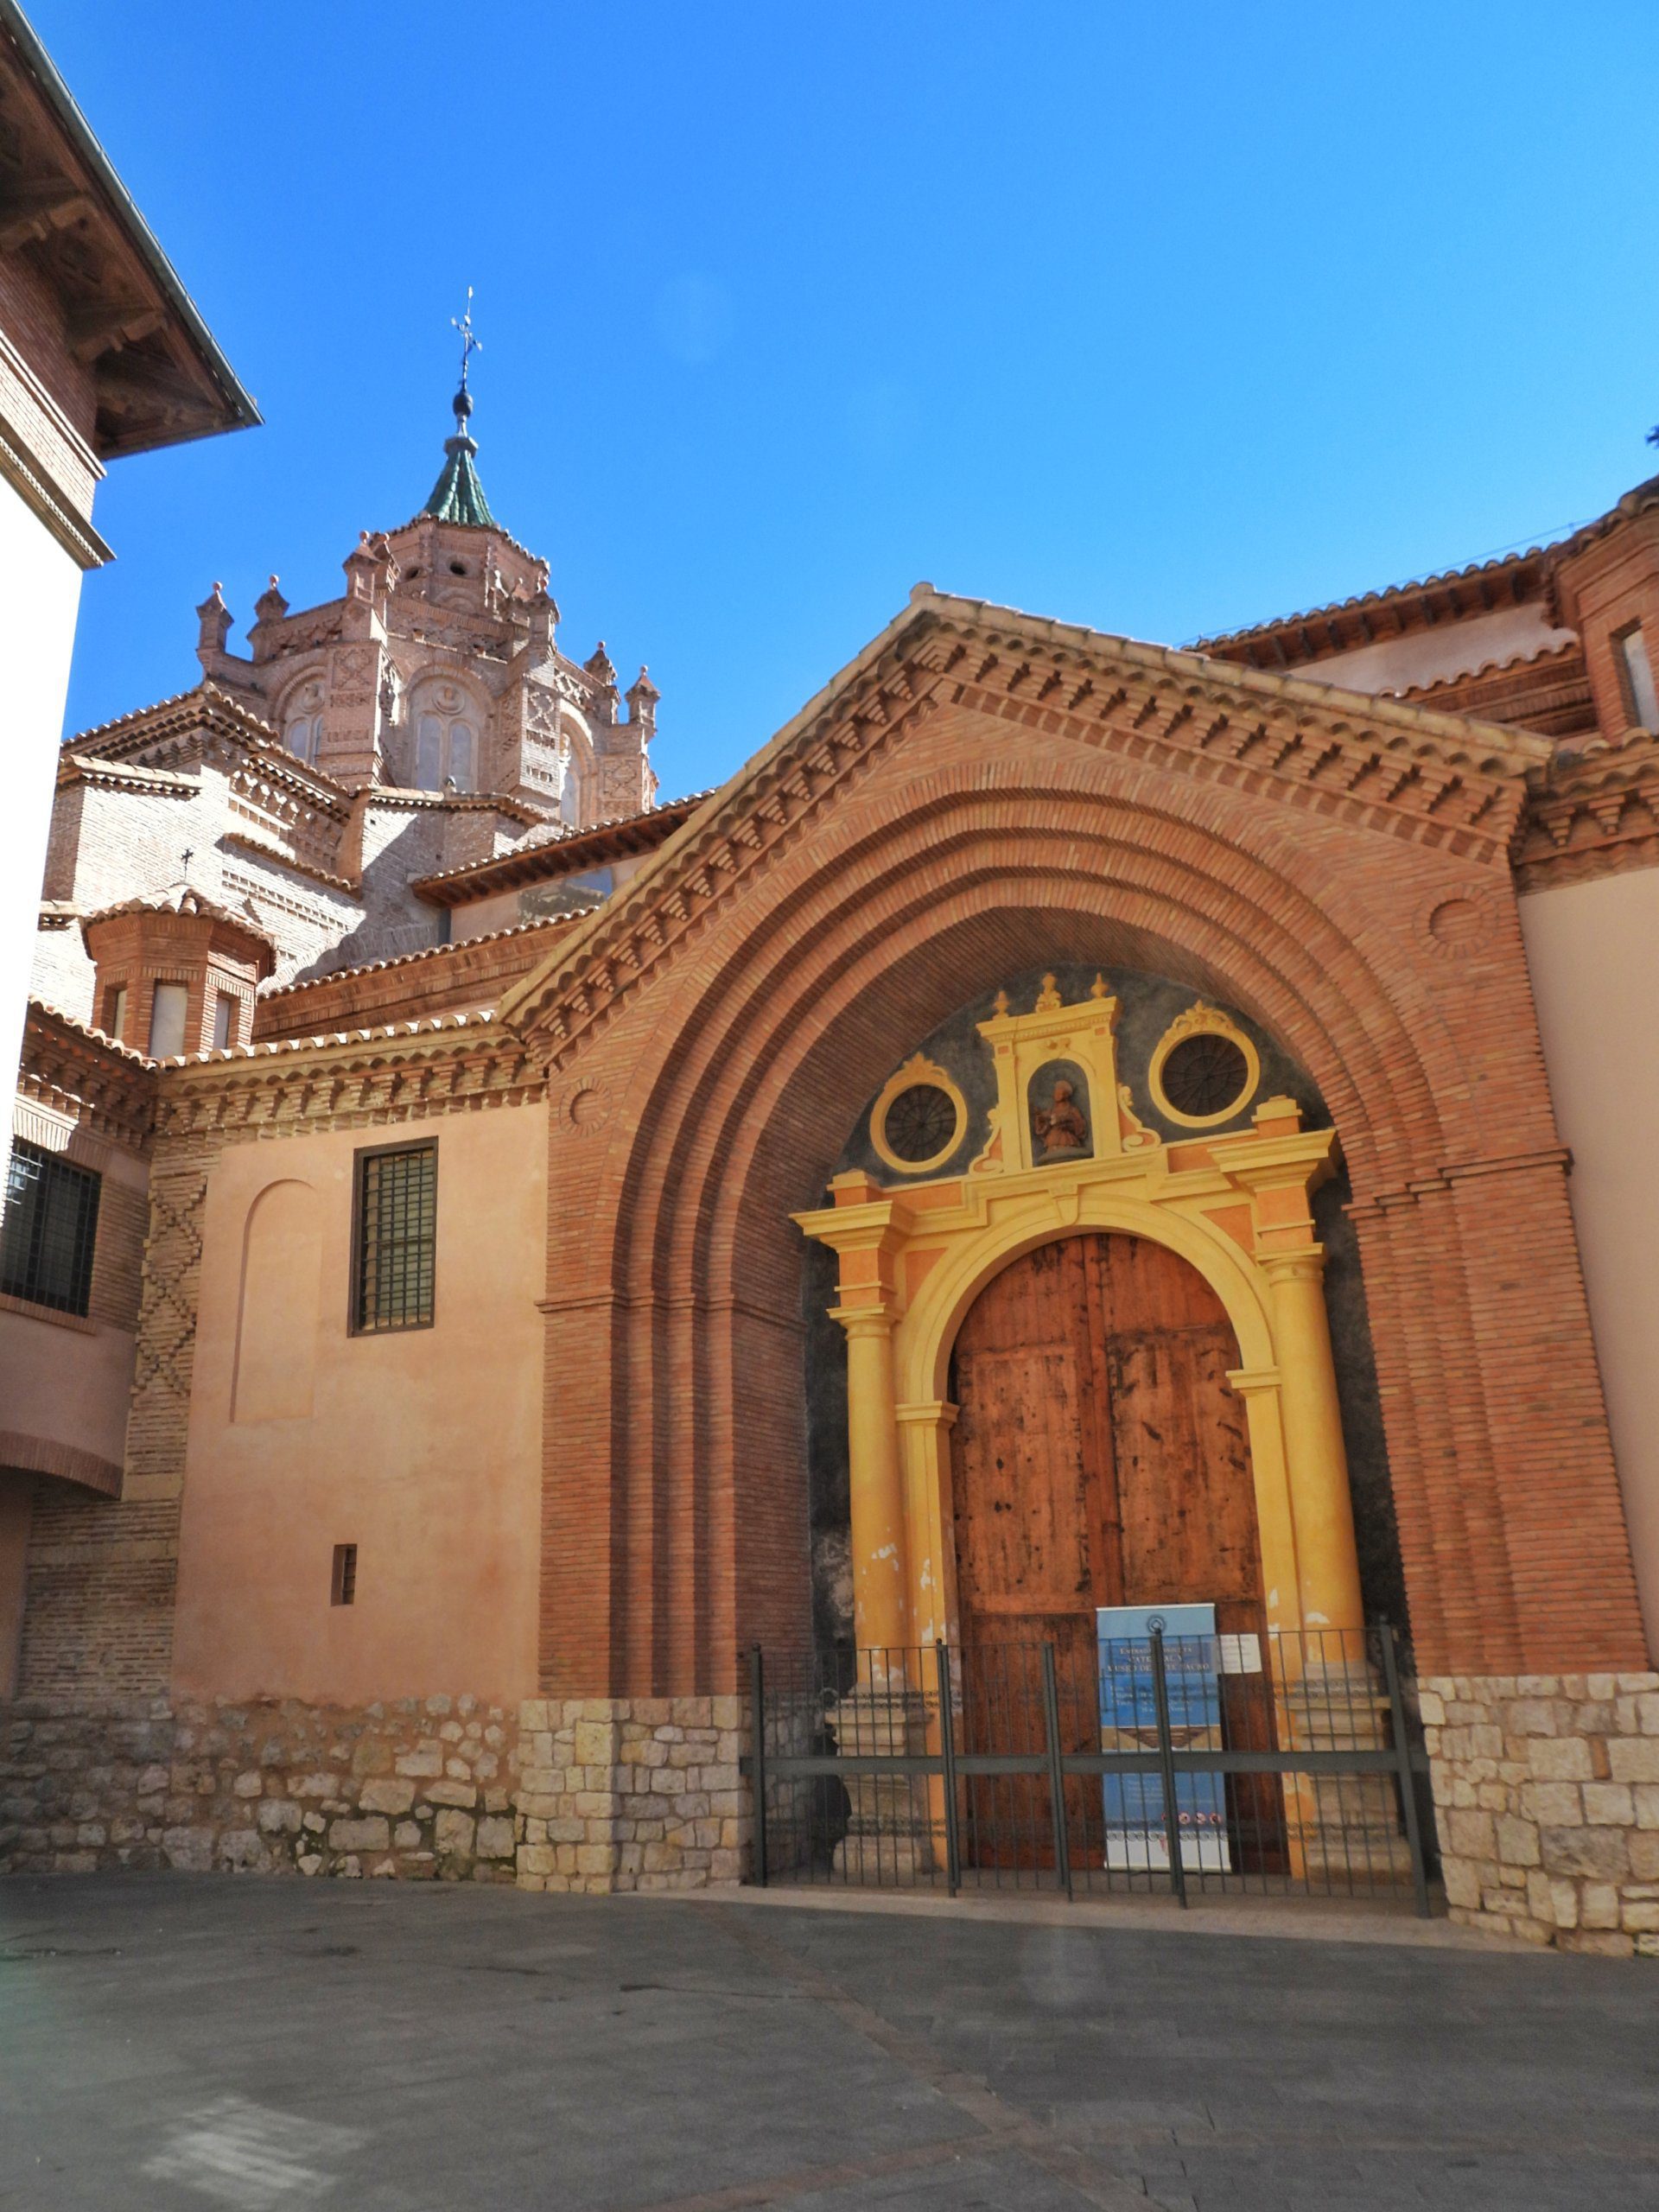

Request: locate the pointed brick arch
(526, 642), (1646, 1699)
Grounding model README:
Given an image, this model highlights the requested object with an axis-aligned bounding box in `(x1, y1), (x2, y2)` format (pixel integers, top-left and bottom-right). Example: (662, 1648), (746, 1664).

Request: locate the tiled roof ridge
(1193, 474), (1659, 656)
(410, 790), (715, 899)
(63, 680), (354, 804)
(260, 914), (579, 1001)
(57, 753), (198, 793)
(79, 882), (279, 949)
(28, 996), (155, 1067)
(1191, 546), (1551, 654)
(159, 1004), (503, 1068)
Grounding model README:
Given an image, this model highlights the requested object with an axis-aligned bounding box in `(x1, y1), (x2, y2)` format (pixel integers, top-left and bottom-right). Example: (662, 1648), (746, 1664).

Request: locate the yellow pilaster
(1225, 1367), (1300, 1635)
(895, 1401), (959, 1648)
(834, 1306), (909, 1656)
(1261, 1250), (1365, 1635)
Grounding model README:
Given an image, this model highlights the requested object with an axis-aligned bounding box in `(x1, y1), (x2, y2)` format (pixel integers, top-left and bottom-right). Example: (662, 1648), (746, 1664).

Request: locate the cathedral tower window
(1615, 623), (1659, 730)
(412, 683), (479, 791)
(283, 677), (325, 764)
(148, 982), (189, 1058)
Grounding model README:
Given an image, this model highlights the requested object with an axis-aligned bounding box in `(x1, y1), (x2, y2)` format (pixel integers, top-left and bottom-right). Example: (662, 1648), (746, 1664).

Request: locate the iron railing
(744, 1625), (1431, 1912)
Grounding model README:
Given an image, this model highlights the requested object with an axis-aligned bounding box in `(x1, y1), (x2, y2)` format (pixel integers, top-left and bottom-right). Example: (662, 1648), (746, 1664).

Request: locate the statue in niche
(1033, 1076), (1090, 1158)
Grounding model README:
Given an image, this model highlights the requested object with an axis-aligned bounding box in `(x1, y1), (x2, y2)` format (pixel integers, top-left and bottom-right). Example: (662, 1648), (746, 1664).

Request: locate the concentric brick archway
(531, 732), (1647, 1697)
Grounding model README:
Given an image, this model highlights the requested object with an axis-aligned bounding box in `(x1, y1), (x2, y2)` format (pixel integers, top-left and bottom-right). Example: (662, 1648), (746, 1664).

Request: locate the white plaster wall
(1522, 868), (1659, 1660)
(0, 475), (82, 1179)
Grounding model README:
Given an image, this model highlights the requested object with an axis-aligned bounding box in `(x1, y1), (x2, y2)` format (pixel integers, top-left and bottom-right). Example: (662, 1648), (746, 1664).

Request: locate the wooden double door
(946, 1231), (1277, 1866)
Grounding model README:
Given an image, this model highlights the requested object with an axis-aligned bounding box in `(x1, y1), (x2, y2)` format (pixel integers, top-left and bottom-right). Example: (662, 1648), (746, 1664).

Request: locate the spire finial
(450, 286), (481, 427)
(420, 289), (496, 527)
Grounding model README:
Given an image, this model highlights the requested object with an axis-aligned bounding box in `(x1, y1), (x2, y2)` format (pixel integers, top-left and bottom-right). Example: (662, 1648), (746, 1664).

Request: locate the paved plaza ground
(1, 1874), (1656, 2210)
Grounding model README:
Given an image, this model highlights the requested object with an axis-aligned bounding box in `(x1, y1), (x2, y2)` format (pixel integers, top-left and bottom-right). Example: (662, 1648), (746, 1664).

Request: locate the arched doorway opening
(946, 1230), (1283, 1872)
(948, 1230), (1263, 1662)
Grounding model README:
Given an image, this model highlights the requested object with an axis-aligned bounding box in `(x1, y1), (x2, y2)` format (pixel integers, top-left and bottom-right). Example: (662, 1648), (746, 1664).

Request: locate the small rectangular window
(353, 1141), (437, 1332)
(331, 1543), (358, 1606)
(1617, 625), (1659, 730)
(148, 981), (188, 1058)
(0, 1141), (101, 1316)
(102, 984), (128, 1043)
(213, 991), (238, 1050)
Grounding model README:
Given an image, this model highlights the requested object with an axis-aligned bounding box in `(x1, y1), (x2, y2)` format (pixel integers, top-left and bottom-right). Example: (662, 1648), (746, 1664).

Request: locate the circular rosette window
(1148, 1005), (1261, 1128)
(869, 1056), (968, 1177)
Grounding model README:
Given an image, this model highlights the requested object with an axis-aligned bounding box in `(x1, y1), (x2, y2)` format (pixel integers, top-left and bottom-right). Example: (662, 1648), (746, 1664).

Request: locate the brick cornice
(1512, 734), (1659, 894)
(64, 684), (352, 817)
(20, 1000), (156, 1151)
(151, 1011), (545, 1141)
(500, 595), (1547, 1065)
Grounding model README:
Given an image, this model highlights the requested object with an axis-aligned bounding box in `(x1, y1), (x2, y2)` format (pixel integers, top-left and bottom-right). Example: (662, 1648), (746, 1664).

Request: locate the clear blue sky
(36, 1), (1659, 800)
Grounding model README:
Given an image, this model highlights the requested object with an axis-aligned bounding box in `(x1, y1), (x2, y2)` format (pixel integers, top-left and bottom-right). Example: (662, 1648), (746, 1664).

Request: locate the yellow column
(833, 1307), (909, 1657)
(1262, 1251), (1364, 1635)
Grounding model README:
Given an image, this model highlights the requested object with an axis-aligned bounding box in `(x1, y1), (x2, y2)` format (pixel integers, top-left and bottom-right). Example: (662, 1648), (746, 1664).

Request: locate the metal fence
(744, 1625), (1431, 1912)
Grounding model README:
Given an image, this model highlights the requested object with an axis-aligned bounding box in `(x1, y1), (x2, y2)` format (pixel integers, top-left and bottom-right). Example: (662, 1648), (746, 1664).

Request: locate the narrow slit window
(353, 1142), (437, 1332)
(213, 991), (238, 1050)
(331, 1543), (358, 1605)
(1, 1141), (101, 1316)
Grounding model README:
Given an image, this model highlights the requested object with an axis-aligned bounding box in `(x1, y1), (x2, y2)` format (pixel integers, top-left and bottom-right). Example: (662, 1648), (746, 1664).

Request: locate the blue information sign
(1096, 1602), (1231, 1872)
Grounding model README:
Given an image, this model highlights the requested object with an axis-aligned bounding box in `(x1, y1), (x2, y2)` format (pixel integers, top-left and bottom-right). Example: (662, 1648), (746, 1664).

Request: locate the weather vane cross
(451, 287), (481, 397)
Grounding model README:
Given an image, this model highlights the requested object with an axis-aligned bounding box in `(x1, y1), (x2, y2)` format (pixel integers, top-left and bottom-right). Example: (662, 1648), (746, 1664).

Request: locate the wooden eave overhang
(499, 590), (1550, 1063)
(1193, 550), (1552, 674)
(410, 794), (709, 907)
(0, 0), (257, 456)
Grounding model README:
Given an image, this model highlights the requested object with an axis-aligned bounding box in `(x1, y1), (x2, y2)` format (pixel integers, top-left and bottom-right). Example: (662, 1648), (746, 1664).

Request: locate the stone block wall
(1, 1695), (520, 1881)
(514, 1695), (746, 1893)
(1422, 1671), (1659, 1955)
(1, 1693), (747, 1895)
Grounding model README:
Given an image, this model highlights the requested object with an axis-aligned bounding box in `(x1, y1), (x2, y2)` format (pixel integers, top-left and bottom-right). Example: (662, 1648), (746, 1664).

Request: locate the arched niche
(231, 1179), (323, 1424)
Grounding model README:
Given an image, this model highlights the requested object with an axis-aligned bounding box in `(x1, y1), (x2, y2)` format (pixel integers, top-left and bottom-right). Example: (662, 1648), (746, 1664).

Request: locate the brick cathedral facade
(7, 404), (1659, 1950)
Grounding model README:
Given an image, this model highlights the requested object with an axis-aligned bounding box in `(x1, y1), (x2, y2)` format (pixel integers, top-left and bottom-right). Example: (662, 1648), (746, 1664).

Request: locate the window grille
(353, 1143), (436, 1332)
(0, 1141), (101, 1316)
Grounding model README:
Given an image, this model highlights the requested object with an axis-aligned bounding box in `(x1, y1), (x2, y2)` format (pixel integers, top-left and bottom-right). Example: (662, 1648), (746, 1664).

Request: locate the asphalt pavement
(2, 1872), (1656, 2209)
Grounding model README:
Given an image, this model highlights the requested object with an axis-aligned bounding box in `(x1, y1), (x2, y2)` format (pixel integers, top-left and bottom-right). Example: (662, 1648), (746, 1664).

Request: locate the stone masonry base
(0, 1694), (746, 1894)
(1422, 1671), (1659, 1955)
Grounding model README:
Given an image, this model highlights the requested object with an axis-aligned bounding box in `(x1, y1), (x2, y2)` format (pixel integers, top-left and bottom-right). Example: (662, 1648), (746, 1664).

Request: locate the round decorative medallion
(1426, 896), (1491, 953)
(560, 1081), (608, 1136)
(1160, 1033), (1249, 1120)
(884, 1084), (957, 1164)
(1148, 1003), (1261, 1129)
(869, 1054), (968, 1177)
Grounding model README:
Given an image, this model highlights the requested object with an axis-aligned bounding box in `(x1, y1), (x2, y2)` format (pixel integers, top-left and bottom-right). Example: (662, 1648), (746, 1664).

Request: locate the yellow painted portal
(794, 976), (1365, 1661)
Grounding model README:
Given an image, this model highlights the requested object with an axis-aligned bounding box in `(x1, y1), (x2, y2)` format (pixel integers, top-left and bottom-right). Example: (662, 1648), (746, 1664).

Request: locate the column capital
(1258, 1247), (1328, 1288)
(895, 1399), (959, 1430)
(830, 1302), (896, 1341)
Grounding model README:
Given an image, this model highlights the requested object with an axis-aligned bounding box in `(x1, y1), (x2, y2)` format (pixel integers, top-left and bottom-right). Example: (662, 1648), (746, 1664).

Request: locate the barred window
(1, 1141), (101, 1317)
(353, 1142), (436, 1332)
